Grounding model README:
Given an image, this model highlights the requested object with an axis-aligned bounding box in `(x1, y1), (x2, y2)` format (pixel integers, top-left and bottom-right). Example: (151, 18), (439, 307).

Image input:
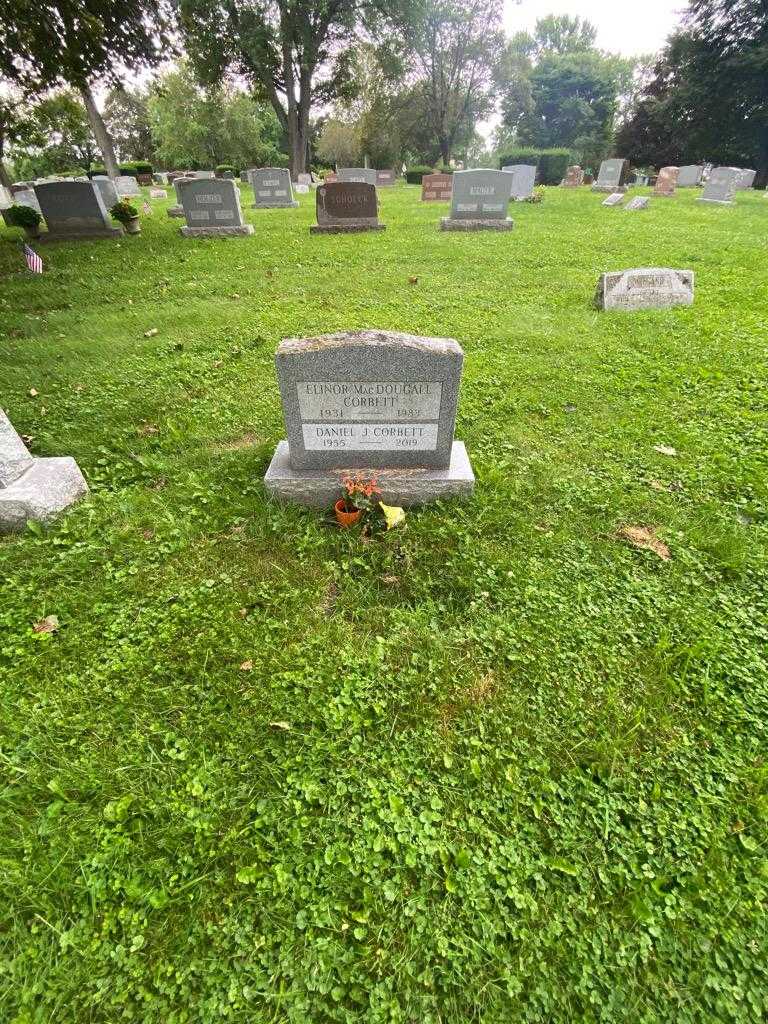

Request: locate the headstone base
(253, 201), (299, 209)
(310, 223), (386, 234)
(696, 198), (734, 206)
(440, 217), (513, 232)
(179, 225), (254, 237)
(591, 185), (627, 193)
(0, 457), (88, 533)
(264, 440), (474, 507)
(38, 226), (124, 243)
(167, 205), (184, 217)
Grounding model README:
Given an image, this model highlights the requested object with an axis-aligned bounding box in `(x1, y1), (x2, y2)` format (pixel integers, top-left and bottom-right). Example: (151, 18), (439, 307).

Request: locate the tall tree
(103, 86), (156, 163)
(390, 0), (504, 165)
(179, 0), (364, 176)
(0, 1), (174, 176)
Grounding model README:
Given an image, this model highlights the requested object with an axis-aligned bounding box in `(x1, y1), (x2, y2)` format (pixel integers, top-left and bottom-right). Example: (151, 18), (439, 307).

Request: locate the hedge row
(88, 161), (153, 177)
(405, 166), (454, 185)
(498, 148), (571, 185)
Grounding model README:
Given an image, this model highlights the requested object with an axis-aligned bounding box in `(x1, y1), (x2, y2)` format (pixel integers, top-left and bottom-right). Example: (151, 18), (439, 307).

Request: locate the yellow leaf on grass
(33, 615), (59, 633)
(617, 526), (671, 561)
(239, 659), (253, 671)
(379, 502), (405, 530)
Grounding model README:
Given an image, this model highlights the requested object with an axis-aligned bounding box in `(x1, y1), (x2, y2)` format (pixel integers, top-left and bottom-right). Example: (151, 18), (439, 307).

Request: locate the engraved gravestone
(0, 408), (88, 532)
(264, 330), (475, 506)
(115, 175), (141, 197)
(595, 268), (694, 311)
(602, 193), (624, 207)
(167, 176), (193, 217)
(653, 166), (679, 197)
(502, 164), (536, 200)
(93, 176), (119, 209)
(249, 167), (298, 208)
(421, 173), (453, 201)
(592, 158), (629, 193)
(310, 181), (384, 234)
(180, 178), (253, 236)
(677, 164), (703, 187)
(337, 167), (378, 186)
(698, 166), (740, 205)
(562, 165), (584, 187)
(625, 196), (649, 210)
(35, 181), (123, 241)
(376, 169), (397, 187)
(440, 169), (513, 231)
(297, 173), (313, 188)
(150, 188), (168, 199)
(735, 168), (756, 190)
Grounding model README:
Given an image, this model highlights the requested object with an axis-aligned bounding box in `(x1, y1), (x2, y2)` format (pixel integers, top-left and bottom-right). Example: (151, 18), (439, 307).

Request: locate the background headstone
(114, 175), (141, 197)
(337, 167), (378, 186)
(93, 176), (119, 210)
(502, 164), (536, 200)
(652, 166), (679, 196)
(0, 408), (88, 533)
(167, 176), (193, 217)
(249, 167), (299, 208)
(35, 181), (123, 241)
(150, 188), (168, 199)
(297, 173), (313, 188)
(376, 169), (397, 187)
(595, 268), (694, 311)
(264, 330), (475, 505)
(591, 159), (629, 193)
(180, 178), (254, 236)
(735, 168), (756, 190)
(602, 193), (625, 207)
(440, 169), (513, 231)
(698, 166), (740, 204)
(677, 164), (703, 187)
(191, 171), (216, 179)
(421, 173), (453, 201)
(310, 181), (384, 234)
(562, 165), (584, 187)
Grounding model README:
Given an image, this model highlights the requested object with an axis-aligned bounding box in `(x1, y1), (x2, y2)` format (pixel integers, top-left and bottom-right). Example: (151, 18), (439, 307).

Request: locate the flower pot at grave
(124, 216), (142, 235)
(334, 499), (361, 528)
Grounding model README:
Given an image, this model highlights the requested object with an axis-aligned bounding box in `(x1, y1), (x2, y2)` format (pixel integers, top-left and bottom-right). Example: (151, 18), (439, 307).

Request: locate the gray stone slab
(595, 268), (694, 311)
(677, 164), (703, 187)
(444, 169), (512, 225)
(274, 330), (464, 471)
(602, 193), (625, 206)
(34, 181), (123, 241)
(735, 168), (756, 190)
(698, 166), (740, 204)
(180, 178), (250, 234)
(249, 167), (298, 208)
(93, 176), (119, 209)
(264, 440), (474, 507)
(115, 175), (141, 197)
(625, 196), (649, 210)
(337, 167), (378, 186)
(440, 216), (513, 231)
(592, 158), (629, 192)
(1, 409), (34, 486)
(311, 182), (383, 233)
(0, 457), (88, 533)
(502, 163), (536, 200)
(8, 188), (41, 214)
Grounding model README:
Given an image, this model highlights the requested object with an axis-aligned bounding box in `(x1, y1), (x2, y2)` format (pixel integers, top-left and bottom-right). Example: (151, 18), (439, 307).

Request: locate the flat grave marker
(602, 193), (625, 207)
(595, 268), (694, 311)
(625, 196), (649, 210)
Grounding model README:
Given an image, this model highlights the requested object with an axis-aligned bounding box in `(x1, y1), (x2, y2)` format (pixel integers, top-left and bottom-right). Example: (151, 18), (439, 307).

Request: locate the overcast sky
(505, 0), (687, 57)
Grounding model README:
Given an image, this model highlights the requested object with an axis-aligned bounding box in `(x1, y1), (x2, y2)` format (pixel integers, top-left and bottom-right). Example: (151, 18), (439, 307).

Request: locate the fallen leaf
(653, 444), (677, 457)
(617, 525), (671, 561)
(141, 529), (154, 540)
(229, 293), (241, 299)
(379, 501), (406, 530)
(269, 721), (291, 730)
(33, 615), (59, 634)
(239, 659), (253, 671)
(144, 328), (159, 338)
(138, 422), (159, 436)
(408, 276), (419, 285)
(380, 574), (400, 585)
(29, 387), (38, 397)
(212, 360), (223, 368)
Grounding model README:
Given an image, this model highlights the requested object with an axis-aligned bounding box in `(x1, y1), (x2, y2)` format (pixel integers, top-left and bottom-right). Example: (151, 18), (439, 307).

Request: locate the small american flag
(23, 243), (43, 274)
(142, 201), (152, 215)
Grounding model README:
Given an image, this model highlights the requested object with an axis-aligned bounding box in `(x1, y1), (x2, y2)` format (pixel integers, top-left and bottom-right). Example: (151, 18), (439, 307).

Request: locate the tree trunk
(0, 158), (10, 189)
(80, 84), (119, 177)
(439, 138), (450, 165)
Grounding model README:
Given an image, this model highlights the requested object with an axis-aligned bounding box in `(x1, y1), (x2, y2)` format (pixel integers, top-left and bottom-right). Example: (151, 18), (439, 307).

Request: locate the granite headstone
(249, 167), (298, 208)
(735, 168), (757, 190)
(625, 196), (649, 210)
(264, 330), (475, 506)
(376, 169), (397, 187)
(677, 165), (703, 187)
(167, 176), (193, 217)
(562, 165), (584, 187)
(93, 176), (119, 210)
(115, 175), (141, 197)
(180, 178), (253, 236)
(440, 169), (513, 231)
(35, 181), (123, 241)
(653, 166), (679, 197)
(592, 159), (629, 193)
(310, 181), (384, 234)
(595, 268), (694, 311)
(502, 164), (536, 200)
(698, 166), (740, 205)
(337, 167), (378, 186)
(421, 173), (453, 201)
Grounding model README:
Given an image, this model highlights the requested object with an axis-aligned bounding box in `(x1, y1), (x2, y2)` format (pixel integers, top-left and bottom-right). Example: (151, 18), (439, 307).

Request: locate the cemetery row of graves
(1, 163), (767, 1021)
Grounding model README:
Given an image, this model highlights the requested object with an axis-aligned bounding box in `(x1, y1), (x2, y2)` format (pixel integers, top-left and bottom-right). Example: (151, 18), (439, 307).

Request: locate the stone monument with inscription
(115, 175), (141, 197)
(421, 173), (453, 201)
(735, 168), (757, 190)
(595, 268), (694, 311)
(440, 169), (513, 231)
(167, 176), (193, 217)
(310, 181), (384, 234)
(249, 167), (298, 208)
(697, 167), (740, 205)
(337, 167), (378, 186)
(591, 159), (630, 193)
(35, 181), (123, 241)
(0, 409), (88, 532)
(179, 178), (253, 236)
(502, 164), (536, 200)
(264, 330), (474, 506)
(677, 164), (704, 187)
(93, 176), (119, 209)
(653, 166), (679, 197)
(376, 169), (397, 187)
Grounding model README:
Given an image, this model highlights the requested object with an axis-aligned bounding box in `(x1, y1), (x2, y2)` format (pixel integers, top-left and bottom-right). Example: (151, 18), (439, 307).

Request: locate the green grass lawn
(1, 182), (767, 1023)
